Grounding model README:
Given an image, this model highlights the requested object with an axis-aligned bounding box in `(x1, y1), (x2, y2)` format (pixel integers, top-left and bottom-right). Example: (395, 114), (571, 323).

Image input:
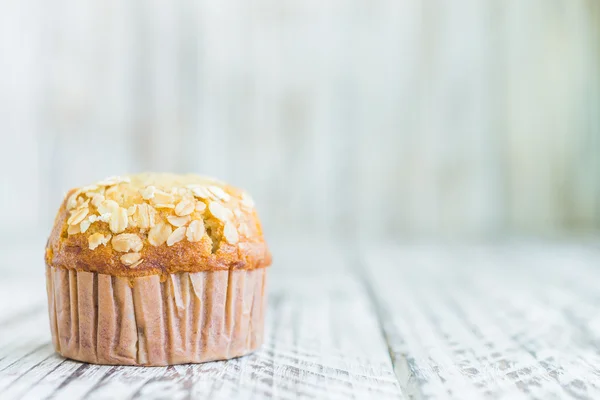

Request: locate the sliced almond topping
(127, 206), (138, 226)
(112, 233), (143, 252)
(135, 203), (156, 229)
(88, 233), (102, 250)
(195, 202), (207, 212)
(67, 224), (81, 235)
(97, 199), (119, 215)
(167, 215), (191, 227)
(80, 198), (90, 207)
(175, 199), (195, 216)
(129, 259), (144, 268)
(89, 193), (105, 208)
(80, 184), (99, 192)
(223, 221), (239, 244)
(152, 190), (174, 205)
(208, 201), (233, 221)
(191, 186), (211, 199)
(140, 185), (156, 200)
(166, 227), (186, 246)
(121, 252), (141, 266)
(238, 223), (251, 237)
(98, 176), (130, 186)
(205, 176), (226, 185)
(154, 203), (175, 209)
(208, 186), (231, 202)
(104, 185), (119, 199)
(128, 215), (137, 228)
(238, 242), (254, 253)
(240, 192), (255, 208)
(97, 213), (111, 223)
(80, 219), (91, 233)
(88, 233), (110, 250)
(67, 208), (89, 226)
(186, 220), (205, 242)
(66, 192), (82, 210)
(109, 207), (128, 233)
(148, 222), (172, 246)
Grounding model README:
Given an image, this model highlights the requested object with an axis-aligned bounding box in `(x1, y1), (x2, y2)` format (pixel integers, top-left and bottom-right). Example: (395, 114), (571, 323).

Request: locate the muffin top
(45, 173), (271, 277)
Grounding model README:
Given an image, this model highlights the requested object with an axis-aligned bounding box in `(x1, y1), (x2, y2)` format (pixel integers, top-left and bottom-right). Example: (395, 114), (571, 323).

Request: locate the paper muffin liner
(45, 266), (267, 366)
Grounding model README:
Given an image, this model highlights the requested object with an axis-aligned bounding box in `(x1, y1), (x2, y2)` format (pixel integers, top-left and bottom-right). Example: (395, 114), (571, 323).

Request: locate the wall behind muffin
(0, 0), (599, 241)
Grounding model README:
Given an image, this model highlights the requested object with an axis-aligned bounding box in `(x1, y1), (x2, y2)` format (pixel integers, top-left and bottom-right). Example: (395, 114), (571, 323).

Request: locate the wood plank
(2, 351), (70, 400)
(0, 344), (55, 395)
(490, 244), (600, 398)
(8, 242), (600, 399)
(0, 245), (401, 399)
(362, 243), (600, 400)
(49, 364), (114, 400)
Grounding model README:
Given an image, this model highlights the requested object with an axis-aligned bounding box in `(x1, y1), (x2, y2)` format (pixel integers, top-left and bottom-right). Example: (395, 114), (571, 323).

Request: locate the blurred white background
(0, 0), (599, 243)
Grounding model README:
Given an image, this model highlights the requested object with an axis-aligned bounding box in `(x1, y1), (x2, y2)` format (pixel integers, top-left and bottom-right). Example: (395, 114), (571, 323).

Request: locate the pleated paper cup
(46, 266), (267, 366)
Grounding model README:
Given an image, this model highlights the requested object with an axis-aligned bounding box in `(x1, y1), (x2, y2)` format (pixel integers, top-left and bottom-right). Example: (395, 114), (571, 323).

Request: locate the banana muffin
(45, 173), (271, 366)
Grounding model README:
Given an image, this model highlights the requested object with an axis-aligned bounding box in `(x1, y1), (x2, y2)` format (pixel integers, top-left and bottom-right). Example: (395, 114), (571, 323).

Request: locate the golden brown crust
(45, 173), (271, 278)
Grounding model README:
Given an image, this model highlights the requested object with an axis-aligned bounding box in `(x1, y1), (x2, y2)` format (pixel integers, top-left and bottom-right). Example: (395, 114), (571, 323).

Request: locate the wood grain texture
(361, 242), (600, 399)
(0, 243), (402, 399)
(3, 241), (600, 399)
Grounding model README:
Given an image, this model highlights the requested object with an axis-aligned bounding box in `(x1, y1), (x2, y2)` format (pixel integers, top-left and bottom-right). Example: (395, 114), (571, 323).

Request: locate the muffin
(45, 173), (271, 366)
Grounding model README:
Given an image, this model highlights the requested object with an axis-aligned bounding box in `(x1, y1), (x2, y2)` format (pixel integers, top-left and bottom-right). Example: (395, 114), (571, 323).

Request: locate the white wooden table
(2, 240), (600, 399)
